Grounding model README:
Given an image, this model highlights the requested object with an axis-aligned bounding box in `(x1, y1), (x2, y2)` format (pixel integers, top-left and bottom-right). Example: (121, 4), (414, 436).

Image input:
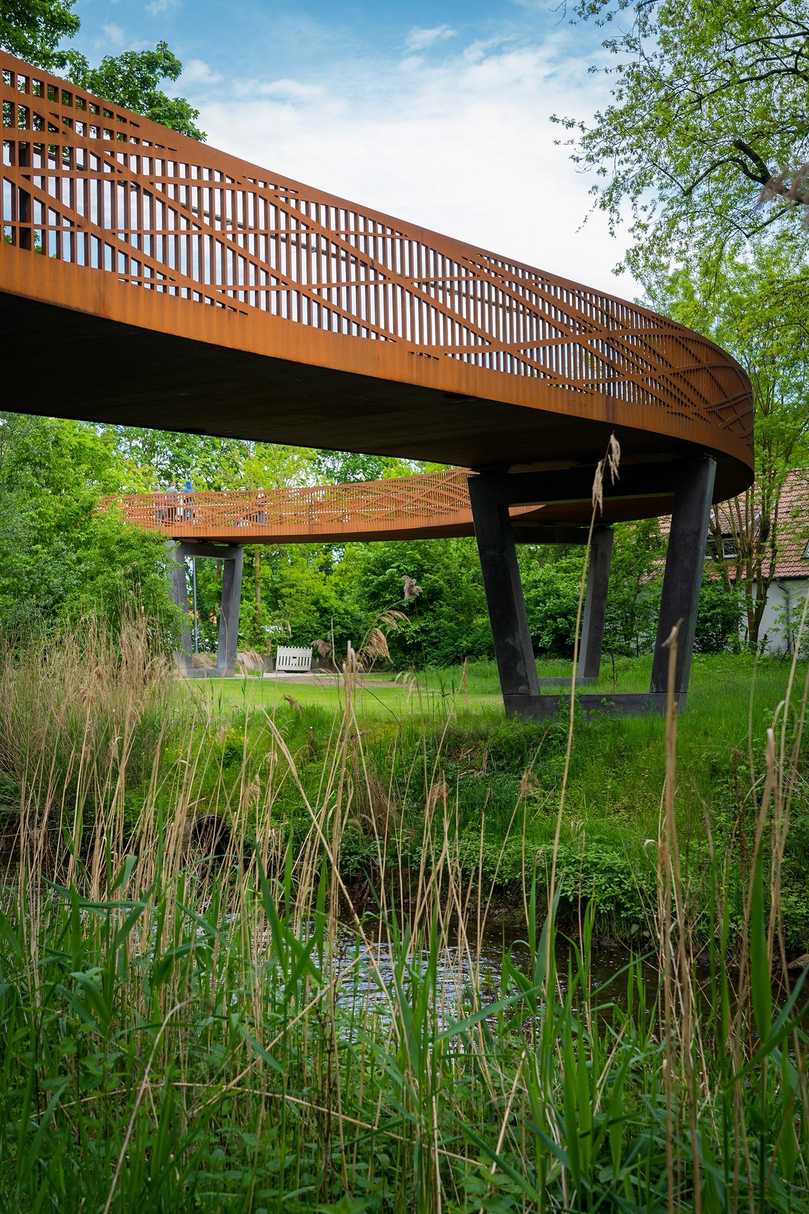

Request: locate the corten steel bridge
(1, 52), (754, 714)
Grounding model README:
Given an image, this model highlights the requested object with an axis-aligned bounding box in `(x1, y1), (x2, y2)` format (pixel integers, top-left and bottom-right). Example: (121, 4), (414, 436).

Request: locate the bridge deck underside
(2, 292), (744, 524)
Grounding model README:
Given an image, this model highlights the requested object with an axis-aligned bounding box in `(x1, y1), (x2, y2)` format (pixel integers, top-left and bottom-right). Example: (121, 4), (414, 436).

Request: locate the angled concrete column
(578, 525), (614, 682)
(216, 545), (244, 676)
(469, 474), (539, 709)
(650, 454), (716, 697)
(166, 542), (193, 670)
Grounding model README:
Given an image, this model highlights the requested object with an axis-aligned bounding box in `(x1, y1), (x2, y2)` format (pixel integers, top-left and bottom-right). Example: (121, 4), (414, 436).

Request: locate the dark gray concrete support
(468, 456), (715, 719)
(216, 545), (244, 676)
(578, 525), (614, 682)
(166, 542), (193, 671)
(179, 541), (239, 559)
(167, 542), (244, 677)
(468, 474), (539, 704)
(506, 692), (670, 718)
(650, 453), (716, 697)
(513, 524), (590, 546)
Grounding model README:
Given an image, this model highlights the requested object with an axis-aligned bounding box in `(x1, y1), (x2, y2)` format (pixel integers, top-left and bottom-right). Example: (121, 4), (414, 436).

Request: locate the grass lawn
(190, 668), (500, 718)
(185, 653), (808, 943)
(194, 650), (799, 734)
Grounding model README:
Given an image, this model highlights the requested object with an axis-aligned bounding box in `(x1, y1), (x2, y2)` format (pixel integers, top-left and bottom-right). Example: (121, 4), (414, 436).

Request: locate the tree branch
(732, 139), (775, 184)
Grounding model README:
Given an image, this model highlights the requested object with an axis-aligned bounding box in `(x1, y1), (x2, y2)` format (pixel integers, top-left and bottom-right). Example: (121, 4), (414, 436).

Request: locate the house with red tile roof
(658, 468), (809, 652)
(717, 468), (809, 653)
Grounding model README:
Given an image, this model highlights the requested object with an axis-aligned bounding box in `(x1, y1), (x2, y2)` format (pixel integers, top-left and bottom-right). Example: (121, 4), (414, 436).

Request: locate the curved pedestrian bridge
(0, 51), (755, 714)
(105, 468), (564, 545)
(1, 51), (752, 511)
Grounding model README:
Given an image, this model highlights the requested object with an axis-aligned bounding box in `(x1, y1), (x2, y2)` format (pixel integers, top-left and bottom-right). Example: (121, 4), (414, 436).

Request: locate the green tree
(650, 244), (809, 647)
(109, 429), (251, 492)
(555, 0), (809, 278)
(1, 1), (204, 139)
(603, 520), (665, 656)
(106, 428), (317, 492)
(695, 580), (744, 653)
(0, 413), (173, 637)
(0, 0), (78, 71)
(519, 521), (666, 659)
(520, 549), (585, 656)
(67, 43), (204, 140)
(339, 538), (491, 667)
(312, 450), (428, 484)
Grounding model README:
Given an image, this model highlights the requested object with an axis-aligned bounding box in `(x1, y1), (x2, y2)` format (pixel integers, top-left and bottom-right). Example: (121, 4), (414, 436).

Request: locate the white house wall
(753, 579), (809, 654)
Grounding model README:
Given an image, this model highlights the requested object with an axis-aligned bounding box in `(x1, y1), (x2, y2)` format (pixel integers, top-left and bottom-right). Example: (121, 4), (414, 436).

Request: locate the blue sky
(68, 1), (635, 295)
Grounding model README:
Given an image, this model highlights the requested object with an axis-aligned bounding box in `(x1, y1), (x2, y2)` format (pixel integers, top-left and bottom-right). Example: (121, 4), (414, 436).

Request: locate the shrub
(695, 580), (743, 652)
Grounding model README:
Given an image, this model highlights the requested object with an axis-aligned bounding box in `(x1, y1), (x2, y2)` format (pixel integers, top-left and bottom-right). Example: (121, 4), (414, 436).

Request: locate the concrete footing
(504, 692), (679, 719)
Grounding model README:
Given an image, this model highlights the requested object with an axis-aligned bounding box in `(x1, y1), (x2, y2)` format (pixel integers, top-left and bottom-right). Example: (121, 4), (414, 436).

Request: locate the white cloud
(196, 35), (636, 297)
(181, 58), (223, 86)
(461, 35), (516, 64)
(249, 78), (325, 101)
(404, 25), (457, 54)
(146, 0), (179, 14)
(100, 22), (126, 49)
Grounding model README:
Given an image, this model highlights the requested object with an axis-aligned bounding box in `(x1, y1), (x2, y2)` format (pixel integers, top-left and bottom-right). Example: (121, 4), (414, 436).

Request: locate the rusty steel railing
(103, 468), (486, 542)
(0, 51), (753, 478)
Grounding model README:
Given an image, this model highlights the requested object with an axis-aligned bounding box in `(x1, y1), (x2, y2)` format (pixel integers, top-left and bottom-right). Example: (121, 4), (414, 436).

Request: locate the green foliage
(603, 519), (663, 655)
(519, 522), (665, 659)
(0, 0), (204, 140)
(695, 580), (743, 653)
(261, 546), (364, 652)
(556, 0), (809, 278)
(0, 413), (173, 638)
(109, 428), (257, 491)
(520, 549), (584, 655)
(651, 245), (809, 647)
(652, 247), (809, 482)
(311, 450), (428, 484)
(343, 537), (492, 666)
(0, 0), (79, 71)
(66, 43), (204, 139)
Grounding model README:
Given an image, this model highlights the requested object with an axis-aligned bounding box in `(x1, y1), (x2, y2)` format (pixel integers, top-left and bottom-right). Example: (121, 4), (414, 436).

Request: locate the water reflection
(325, 919), (651, 1032)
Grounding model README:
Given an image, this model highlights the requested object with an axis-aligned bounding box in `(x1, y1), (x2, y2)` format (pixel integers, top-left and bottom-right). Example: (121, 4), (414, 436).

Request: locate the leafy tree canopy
(555, 0), (809, 277)
(107, 429), (246, 492)
(67, 43), (204, 140)
(0, 0), (79, 71)
(649, 242), (809, 645)
(650, 243), (809, 485)
(311, 450), (430, 484)
(0, 413), (172, 636)
(0, 0), (204, 139)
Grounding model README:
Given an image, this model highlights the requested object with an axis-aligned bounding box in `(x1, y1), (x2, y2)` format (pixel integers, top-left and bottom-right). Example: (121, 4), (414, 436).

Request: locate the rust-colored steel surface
(106, 469), (553, 545)
(1, 52), (754, 520)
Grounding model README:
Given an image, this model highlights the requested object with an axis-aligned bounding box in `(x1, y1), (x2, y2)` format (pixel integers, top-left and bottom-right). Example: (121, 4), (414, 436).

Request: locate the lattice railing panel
(104, 469), (474, 539)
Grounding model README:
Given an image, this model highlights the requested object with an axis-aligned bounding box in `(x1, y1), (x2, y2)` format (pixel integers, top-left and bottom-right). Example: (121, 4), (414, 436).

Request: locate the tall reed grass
(0, 597), (806, 1210)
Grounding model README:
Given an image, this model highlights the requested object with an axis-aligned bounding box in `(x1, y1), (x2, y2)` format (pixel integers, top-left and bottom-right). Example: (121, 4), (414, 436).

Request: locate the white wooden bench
(274, 646), (313, 673)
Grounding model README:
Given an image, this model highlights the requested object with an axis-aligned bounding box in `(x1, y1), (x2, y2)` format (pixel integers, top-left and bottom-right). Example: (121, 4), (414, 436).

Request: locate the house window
(708, 533), (737, 559)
